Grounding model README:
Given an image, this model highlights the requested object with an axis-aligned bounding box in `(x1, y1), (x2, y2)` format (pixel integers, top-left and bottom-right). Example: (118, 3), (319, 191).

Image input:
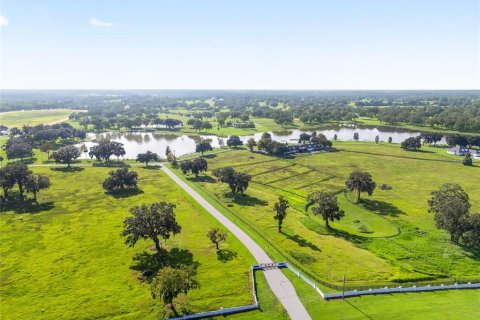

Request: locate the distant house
(286, 143), (322, 154)
(0, 125), (8, 136)
(447, 145), (469, 156)
(447, 145), (480, 159)
(232, 122), (255, 128)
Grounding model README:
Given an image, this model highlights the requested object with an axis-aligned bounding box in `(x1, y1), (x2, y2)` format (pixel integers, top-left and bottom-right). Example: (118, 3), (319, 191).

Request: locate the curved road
(161, 165), (311, 320)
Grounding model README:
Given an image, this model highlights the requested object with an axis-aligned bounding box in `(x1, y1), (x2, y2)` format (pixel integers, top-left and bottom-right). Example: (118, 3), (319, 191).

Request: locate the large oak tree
(122, 201), (181, 252)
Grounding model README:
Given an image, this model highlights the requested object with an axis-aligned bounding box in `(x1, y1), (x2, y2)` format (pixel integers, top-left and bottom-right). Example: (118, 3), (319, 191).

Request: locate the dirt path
(160, 165), (311, 320)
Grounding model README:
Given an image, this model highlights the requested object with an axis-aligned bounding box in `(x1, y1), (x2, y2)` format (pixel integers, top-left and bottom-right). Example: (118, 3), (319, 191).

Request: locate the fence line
(281, 262), (480, 300)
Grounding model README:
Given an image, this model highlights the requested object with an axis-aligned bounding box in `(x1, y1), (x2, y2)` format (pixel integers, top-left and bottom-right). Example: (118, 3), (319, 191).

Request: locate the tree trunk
(357, 190), (361, 203)
(215, 242), (219, 250)
(33, 192), (38, 203)
(278, 221), (282, 233)
(67, 162), (71, 168)
(170, 303), (178, 316)
(18, 184), (24, 199)
(153, 237), (161, 252)
(325, 218), (330, 228)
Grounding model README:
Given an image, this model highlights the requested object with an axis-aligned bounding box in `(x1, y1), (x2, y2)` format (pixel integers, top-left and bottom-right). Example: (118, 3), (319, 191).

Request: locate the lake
(78, 125), (438, 159)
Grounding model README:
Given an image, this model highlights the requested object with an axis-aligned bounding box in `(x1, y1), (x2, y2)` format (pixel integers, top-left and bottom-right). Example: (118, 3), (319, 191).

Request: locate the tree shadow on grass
(360, 199), (405, 217)
(0, 199), (55, 214)
(186, 175), (217, 183)
(458, 243), (480, 260)
(300, 216), (368, 247)
(217, 249), (238, 262)
(231, 194), (268, 206)
(131, 247), (200, 282)
(92, 161), (130, 168)
(285, 233), (321, 252)
(22, 158), (38, 165)
(50, 167), (85, 172)
(142, 165), (162, 170)
(202, 154), (217, 159)
(413, 149), (436, 154)
(106, 188), (144, 198)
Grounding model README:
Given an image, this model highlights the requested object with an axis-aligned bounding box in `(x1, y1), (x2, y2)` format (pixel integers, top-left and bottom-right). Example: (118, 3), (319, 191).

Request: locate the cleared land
(174, 141), (480, 287)
(0, 109), (81, 128)
(0, 166), (285, 319)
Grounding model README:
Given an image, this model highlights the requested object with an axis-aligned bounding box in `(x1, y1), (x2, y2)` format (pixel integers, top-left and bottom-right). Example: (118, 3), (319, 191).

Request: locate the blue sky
(1, 0), (479, 89)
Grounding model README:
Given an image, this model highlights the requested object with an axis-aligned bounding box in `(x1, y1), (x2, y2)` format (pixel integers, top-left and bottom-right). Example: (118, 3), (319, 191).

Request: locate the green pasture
(172, 141), (480, 287)
(0, 166), (285, 319)
(357, 117), (480, 136)
(0, 109), (81, 128)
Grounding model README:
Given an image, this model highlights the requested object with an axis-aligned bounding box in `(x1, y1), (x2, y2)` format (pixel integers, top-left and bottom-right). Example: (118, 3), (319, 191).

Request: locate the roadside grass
(0, 166), (284, 319)
(171, 141), (480, 287)
(0, 109), (82, 128)
(283, 268), (480, 320)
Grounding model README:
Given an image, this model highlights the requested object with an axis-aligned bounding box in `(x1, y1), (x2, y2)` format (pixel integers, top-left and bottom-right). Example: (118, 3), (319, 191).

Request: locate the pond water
(79, 125), (439, 159)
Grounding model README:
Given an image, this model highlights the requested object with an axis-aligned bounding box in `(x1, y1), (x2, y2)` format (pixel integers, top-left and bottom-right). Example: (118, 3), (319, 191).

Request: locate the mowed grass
(0, 166), (285, 319)
(283, 268), (480, 320)
(0, 109), (82, 128)
(174, 141), (480, 286)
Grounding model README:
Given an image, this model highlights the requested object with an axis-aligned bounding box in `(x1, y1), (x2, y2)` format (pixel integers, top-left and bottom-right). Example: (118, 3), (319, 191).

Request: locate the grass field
(283, 268), (480, 320)
(357, 117), (480, 136)
(0, 109), (82, 128)
(0, 166), (285, 319)
(172, 141), (480, 287)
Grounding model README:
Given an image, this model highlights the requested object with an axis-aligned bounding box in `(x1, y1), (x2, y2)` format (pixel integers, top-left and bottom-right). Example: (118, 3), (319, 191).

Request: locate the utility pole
(342, 273), (346, 300)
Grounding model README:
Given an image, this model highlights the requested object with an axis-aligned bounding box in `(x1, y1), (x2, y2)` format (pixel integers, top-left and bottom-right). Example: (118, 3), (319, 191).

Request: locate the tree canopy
(136, 151), (159, 166)
(180, 158), (208, 177)
(89, 140), (126, 162)
(195, 141), (213, 155)
(345, 171), (376, 203)
(213, 167), (251, 195)
(150, 266), (198, 312)
(121, 201), (181, 252)
(50, 145), (81, 168)
(226, 135), (243, 148)
(307, 191), (345, 228)
(401, 136), (422, 151)
(103, 168), (138, 192)
(273, 196), (289, 232)
(207, 228), (228, 250)
(428, 183), (471, 243)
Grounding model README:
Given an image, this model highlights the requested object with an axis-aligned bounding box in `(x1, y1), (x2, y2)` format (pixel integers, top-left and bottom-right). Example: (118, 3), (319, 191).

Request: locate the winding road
(161, 165), (311, 320)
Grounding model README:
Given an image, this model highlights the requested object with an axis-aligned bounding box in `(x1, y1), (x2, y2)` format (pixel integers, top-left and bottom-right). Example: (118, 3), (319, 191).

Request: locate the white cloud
(0, 15), (9, 27)
(89, 17), (113, 28)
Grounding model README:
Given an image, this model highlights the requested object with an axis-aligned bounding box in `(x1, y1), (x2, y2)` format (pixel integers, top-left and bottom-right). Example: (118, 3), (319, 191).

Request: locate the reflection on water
(80, 125), (439, 159)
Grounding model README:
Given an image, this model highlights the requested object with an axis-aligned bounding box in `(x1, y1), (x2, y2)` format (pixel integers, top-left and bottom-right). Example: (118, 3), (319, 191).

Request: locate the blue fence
(281, 261), (480, 300)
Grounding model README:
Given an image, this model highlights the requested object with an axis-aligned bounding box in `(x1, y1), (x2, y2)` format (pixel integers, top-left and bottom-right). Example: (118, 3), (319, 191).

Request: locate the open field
(0, 166), (285, 319)
(283, 268), (480, 320)
(171, 141), (480, 287)
(0, 109), (82, 128)
(357, 117), (480, 136)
